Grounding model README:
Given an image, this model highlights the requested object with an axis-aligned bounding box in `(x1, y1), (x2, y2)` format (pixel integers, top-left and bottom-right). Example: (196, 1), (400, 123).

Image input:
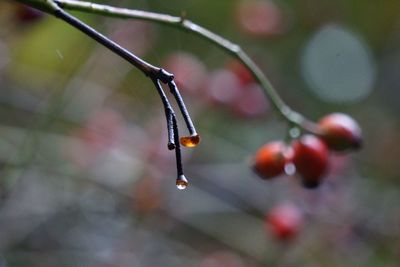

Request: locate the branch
(14, 0), (197, 186)
(15, 0), (318, 133)
(151, 78), (176, 150)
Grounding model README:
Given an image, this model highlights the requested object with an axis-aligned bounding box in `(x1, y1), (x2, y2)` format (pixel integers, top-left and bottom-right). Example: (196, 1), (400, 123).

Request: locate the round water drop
(289, 127), (301, 139)
(284, 163), (296, 175)
(176, 175), (189, 190)
(176, 182), (187, 190)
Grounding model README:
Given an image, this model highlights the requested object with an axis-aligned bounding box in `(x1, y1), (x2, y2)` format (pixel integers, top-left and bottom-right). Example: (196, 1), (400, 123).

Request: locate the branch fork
(14, 0), (322, 188)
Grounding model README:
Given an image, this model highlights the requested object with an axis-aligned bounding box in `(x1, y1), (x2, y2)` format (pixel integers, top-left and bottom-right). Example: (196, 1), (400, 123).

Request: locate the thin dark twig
(168, 80), (197, 136)
(152, 78), (176, 150)
(52, 6), (170, 81)
(172, 116), (184, 177)
(166, 109), (175, 150)
(46, 0), (319, 133)
(51, 5), (198, 150)
(10, 0), (202, 189)
(15, 0), (321, 133)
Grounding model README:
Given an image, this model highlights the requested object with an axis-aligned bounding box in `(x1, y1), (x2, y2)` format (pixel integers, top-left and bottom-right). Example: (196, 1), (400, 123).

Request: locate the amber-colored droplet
(180, 134), (201, 148)
(176, 175), (188, 190)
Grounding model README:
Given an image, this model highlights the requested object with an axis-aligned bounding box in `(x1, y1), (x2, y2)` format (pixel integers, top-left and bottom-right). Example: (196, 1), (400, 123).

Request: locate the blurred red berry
(200, 251), (245, 267)
(67, 109), (125, 168)
(266, 203), (303, 241)
(163, 52), (207, 95)
(132, 176), (162, 215)
(83, 109), (125, 151)
(15, 5), (43, 23)
(230, 83), (269, 118)
(292, 135), (329, 188)
(235, 0), (286, 37)
(206, 69), (242, 106)
(111, 21), (155, 56)
(318, 113), (362, 152)
(226, 60), (254, 86)
(252, 141), (293, 179)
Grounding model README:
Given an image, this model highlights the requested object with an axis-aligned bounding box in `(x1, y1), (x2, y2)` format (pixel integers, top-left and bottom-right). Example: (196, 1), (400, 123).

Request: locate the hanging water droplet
(284, 163), (296, 175)
(176, 182), (187, 190)
(289, 127), (301, 139)
(176, 175), (188, 190)
(180, 134), (201, 148)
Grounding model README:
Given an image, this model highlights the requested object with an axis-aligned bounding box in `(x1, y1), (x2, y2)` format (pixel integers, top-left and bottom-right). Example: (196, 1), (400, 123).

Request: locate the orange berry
(252, 141), (293, 179)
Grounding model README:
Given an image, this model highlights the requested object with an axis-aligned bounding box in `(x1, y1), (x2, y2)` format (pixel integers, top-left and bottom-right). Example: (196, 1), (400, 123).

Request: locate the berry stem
(15, 0), (320, 133)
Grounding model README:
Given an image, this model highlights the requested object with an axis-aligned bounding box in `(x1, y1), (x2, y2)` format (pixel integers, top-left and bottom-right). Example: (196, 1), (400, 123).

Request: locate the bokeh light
(301, 24), (376, 103)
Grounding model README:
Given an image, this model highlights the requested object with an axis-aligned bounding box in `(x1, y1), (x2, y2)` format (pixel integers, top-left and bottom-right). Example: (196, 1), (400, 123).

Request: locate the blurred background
(0, 0), (399, 266)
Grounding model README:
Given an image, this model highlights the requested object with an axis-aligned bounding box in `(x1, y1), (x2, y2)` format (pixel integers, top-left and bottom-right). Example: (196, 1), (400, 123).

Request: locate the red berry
(266, 203), (303, 241)
(292, 135), (329, 188)
(318, 113), (362, 152)
(252, 141), (293, 179)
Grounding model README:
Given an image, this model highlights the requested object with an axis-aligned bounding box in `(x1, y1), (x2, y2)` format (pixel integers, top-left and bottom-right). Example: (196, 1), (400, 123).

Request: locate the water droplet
(176, 175), (188, 190)
(180, 134), (201, 148)
(289, 127), (301, 139)
(284, 163), (296, 175)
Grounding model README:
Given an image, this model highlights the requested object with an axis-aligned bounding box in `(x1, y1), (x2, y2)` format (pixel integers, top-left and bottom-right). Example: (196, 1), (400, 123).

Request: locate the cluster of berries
(253, 113), (362, 188)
